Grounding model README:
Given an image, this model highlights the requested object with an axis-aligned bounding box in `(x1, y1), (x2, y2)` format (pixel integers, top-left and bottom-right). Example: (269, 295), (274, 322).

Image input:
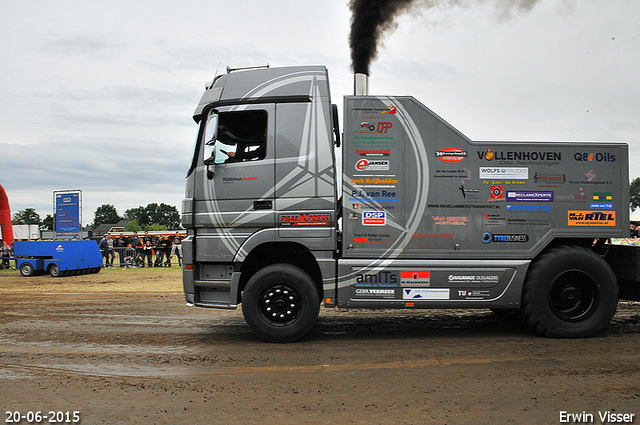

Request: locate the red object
(0, 184), (13, 244)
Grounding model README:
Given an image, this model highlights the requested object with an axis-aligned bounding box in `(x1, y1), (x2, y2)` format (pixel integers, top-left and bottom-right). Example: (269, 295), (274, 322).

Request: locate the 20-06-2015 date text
(5, 411), (80, 424)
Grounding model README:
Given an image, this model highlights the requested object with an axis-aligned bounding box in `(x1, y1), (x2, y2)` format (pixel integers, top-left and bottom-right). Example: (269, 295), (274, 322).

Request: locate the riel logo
(435, 148), (467, 163)
(279, 214), (330, 226)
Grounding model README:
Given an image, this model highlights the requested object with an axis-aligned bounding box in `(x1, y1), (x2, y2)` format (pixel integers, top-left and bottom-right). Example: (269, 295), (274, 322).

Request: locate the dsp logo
(435, 148), (467, 163)
(362, 211), (386, 226)
(279, 214), (330, 226)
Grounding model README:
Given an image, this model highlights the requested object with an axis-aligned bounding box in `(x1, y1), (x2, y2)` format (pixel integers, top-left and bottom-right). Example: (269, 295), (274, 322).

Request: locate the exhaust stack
(354, 73), (369, 95)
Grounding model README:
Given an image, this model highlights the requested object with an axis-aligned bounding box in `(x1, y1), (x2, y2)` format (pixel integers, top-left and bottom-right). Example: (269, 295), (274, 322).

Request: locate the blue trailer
(12, 240), (103, 277)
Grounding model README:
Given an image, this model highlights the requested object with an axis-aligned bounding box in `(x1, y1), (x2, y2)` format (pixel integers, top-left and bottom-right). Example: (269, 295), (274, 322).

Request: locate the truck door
(192, 104), (276, 262)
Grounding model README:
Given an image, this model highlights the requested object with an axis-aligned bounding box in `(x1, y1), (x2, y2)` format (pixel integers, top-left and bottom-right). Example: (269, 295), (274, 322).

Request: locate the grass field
(0, 265), (183, 293)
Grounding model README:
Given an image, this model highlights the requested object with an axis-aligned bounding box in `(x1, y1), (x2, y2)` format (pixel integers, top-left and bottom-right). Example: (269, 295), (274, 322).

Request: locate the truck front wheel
(522, 245), (618, 338)
(242, 264), (320, 342)
(19, 262), (34, 277)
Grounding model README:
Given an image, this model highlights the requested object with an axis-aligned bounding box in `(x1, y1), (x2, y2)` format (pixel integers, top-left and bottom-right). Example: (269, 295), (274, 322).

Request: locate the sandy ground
(1, 267), (639, 425)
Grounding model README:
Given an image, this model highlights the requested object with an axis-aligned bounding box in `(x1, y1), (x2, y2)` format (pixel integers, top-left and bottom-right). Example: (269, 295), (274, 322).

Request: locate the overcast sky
(1, 0), (639, 226)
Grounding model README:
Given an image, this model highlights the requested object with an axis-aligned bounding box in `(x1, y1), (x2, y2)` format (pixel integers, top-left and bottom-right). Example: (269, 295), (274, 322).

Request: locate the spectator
(106, 234), (116, 268)
(1, 240), (12, 270)
(630, 222), (639, 238)
(98, 235), (110, 267)
(154, 236), (165, 267)
(169, 232), (183, 266)
(143, 240), (154, 268)
(123, 243), (136, 268)
(116, 233), (129, 268)
(144, 231), (152, 245)
(130, 231), (140, 250)
(162, 236), (172, 267)
(130, 232), (142, 266)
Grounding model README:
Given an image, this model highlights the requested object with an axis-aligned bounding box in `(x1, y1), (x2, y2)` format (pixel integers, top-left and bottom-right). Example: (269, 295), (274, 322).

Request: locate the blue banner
(55, 192), (81, 237)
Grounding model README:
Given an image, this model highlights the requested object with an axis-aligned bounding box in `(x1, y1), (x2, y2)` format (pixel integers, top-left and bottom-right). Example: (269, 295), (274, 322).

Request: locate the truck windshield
(203, 109), (268, 165)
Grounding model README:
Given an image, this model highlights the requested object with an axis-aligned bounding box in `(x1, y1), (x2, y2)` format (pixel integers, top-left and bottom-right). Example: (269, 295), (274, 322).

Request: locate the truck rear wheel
(48, 264), (60, 277)
(522, 245), (618, 338)
(242, 264), (320, 342)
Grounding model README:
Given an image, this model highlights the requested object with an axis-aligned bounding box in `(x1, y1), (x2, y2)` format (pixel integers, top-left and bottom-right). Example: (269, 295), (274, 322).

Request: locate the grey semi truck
(182, 65), (635, 342)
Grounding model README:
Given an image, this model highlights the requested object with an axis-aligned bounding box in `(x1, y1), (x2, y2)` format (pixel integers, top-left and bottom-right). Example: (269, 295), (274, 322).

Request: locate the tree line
(11, 203), (181, 231)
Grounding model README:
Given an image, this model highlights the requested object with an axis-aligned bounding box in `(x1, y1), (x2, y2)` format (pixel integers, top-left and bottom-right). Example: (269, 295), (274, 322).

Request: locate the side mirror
(331, 104), (341, 147)
(204, 141), (216, 179)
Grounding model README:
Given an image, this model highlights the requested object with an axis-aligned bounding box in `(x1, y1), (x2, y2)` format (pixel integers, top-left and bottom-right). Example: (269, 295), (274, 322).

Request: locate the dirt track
(1, 268), (639, 425)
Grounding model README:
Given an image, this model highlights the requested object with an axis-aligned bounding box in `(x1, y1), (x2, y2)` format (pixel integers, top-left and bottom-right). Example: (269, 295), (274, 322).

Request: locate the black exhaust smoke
(349, 0), (415, 76)
(349, 0), (543, 76)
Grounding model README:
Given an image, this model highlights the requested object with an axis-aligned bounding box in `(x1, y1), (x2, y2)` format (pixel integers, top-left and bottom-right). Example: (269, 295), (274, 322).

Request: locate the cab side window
(216, 110), (268, 163)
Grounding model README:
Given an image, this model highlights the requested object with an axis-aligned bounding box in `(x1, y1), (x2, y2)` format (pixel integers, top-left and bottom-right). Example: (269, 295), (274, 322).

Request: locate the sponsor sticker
(223, 176), (258, 182)
(483, 213), (507, 225)
(401, 271), (431, 286)
(351, 177), (399, 187)
(353, 231), (393, 243)
(355, 159), (390, 171)
(403, 288), (450, 300)
(478, 149), (561, 162)
(455, 290), (492, 299)
(568, 211), (616, 226)
(507, 205), (551, 213)
(356, 122), (393, 133)
(479, 167), (529, 180)
(432, 216), (469, 225)
(590, 203), (613, 209)
(459, 186), (480, 200)
(355, 288), (395, 298)
(574, 152), (616, 162)
(448, 274), (501, 284)
(435, 148), (467, 163)
(381, 106), (397, 114)
(593, 192), (612, 201)
(279, 214), (330, 226)
(534, 173), (566, 185)
(362, 211), (386, 226)
(482, 232), (529, 243)
(490, 186), (504, 201)
(506, 191), (554, 202)
(356, 148), (390, 157)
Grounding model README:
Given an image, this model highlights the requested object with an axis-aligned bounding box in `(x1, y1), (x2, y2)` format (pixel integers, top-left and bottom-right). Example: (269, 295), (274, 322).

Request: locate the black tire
(242, 264), (320, 342)
(19, 262), (34, 277)
(522, 245), (618, 338)
(48, 264), (61, 277)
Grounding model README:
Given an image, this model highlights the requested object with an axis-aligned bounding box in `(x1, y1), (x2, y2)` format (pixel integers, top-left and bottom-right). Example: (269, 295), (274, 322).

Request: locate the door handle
(253, 200), (272, 210)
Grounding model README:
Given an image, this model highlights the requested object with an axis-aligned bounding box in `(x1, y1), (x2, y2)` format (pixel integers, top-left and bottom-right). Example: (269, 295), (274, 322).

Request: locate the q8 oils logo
(574, 152), (616, 162)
